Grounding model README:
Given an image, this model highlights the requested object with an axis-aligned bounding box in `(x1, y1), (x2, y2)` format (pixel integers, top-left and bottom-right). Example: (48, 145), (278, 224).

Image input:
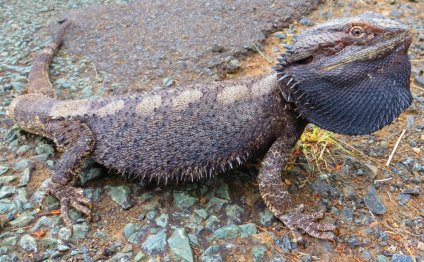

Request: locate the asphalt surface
(61, 0), (321, 92)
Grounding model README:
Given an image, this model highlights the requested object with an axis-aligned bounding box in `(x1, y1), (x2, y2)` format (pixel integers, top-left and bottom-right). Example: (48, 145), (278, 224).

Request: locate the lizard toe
(47, 181), (92, 227)
(280, 206), (337, 242)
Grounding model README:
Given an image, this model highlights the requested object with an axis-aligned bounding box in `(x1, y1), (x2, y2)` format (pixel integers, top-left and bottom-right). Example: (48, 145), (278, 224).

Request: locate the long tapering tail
(26, 20), (71, 97)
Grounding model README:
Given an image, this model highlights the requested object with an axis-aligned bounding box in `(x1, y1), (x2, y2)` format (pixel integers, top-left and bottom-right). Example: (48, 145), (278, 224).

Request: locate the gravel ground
(0, 0), (423, 261)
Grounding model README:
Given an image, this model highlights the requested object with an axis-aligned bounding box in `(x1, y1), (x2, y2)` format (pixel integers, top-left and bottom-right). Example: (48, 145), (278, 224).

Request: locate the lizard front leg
(45, 119), (95, 228)
(258, 123), (336, 243)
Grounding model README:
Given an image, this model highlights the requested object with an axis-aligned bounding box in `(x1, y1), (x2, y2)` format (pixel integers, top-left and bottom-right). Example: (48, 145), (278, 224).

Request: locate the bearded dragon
(7, 13), (412, 242)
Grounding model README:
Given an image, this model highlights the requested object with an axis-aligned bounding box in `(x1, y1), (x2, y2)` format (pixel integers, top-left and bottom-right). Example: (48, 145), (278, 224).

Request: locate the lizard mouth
(276, 39), (412, 135)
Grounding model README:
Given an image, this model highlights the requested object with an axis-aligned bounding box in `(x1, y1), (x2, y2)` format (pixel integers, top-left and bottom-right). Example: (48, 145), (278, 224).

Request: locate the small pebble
(0, 165), (9, 175)
(392, 254), (413, 262)
(141, 230), (166, 254)
(273, 31), (286, 39)
(105, 185), (133, 210)
(19, 234), (37, 253)
(364, 187), (386, 214)
(174, 191), (197, 210)
(213, 224), (240, 239)
(251, 245), (267, 262)
(299, 17), (314, 26)
(168, 228), (193, 262)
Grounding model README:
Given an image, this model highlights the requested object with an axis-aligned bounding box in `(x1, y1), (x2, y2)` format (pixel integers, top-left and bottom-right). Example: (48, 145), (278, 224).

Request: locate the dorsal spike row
(287, 78), (294, 86)
(278, 74), (290, 82)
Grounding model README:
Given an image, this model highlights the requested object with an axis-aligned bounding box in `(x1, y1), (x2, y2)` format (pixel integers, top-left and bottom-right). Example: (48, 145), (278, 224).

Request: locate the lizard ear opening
(279, 48), (412, 135)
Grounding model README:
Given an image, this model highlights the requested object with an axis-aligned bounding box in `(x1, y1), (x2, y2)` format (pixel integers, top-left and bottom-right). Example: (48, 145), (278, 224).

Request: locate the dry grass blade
(386, 129), (406, 166)
(252, 44), (273, 64)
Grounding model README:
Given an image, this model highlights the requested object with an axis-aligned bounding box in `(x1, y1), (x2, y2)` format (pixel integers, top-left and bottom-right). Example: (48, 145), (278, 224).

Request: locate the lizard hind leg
(258, 135), (337, 243)
(45, 118), (95, 228)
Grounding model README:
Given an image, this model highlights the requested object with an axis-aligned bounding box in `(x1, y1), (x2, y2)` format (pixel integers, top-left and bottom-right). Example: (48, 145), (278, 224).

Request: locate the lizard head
(276, 12), (413, 135)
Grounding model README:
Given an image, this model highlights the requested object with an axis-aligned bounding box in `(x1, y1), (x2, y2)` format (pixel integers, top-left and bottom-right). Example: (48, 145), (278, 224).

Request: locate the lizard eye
(349, 26), (364, 38)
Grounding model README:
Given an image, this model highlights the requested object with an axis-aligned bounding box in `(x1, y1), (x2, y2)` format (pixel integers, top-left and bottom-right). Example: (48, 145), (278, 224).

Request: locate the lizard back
(85, 75), (286, 182)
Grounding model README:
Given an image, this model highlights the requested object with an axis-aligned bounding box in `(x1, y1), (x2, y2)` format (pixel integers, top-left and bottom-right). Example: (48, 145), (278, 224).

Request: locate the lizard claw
(46, 182), (92, 228)
(280, 204), (337, 243)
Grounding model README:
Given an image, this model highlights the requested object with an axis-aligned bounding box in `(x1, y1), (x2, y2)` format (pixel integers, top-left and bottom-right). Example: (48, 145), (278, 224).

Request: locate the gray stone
(251, 245), (267, 262)
(11, 82), (25, 93)
(364, 187), (386, 215)
(93, 229), (107, 238)
(299, 16), (314, 25)
(16, 145), (31, 154)
(18, 167), (31, 187)
(168, 228), (193, 262)
(398, 194), (411, 206)
(83, 187), (103, 202)
(226, 59), (241, 72)
(163, 77), (174, 87)
(311, 179), (339, 198)
(141, 229), (167, 254)
(194, 209), (208, 219)
(81, 86), (93, 97)
(343, 185), (358, 200)
(123, 223), (142, 238)
(105, 185), (133, 210)
(79, 168), (102, 185)
(414, 75), (424, 88)
(376, 255), (389, 262)
(188, 234), (199, 246)
(214, 224), (240, 239)
(0, 176), (16, 184)
(348, 237), (361, 247)
(13, 159), (30, 170)
(239, 223), (257, 238)
(19, 234), (37, 252)
(41, 237), (59, 249)
(259, 209), (275, 226)
(390, 9), (403, 17)
(406, 115), (415, 130)
(0, 186), (16, 199)
(9, 212), (34, 227)
(211, 44), (225, 53)
(341, 207), (353, 222)
(34, 143), (55, 156)
(54, 78), (72, 89)
(108, 252), (132, 261)
(57, 244), (70, 251)
(205, 215), (220, 231)
(155, 213), (169, 228)
(206, 197), (228, 212)
(0, 166), (8, 175)
(403, 188), (420, 195)
(392, 255), (412, 262)
(273, 32), (286, 39)
(200, 245), (222, 262)
(1, 236), (18, 246)
(216, 182), (230, 200)
(361, 250), (372, 261)
(225, 204), (243, 223)
(31, 216), (59, 232)
(146, 209), (158, 220)
(174, 191), (197, 210)
(71, 223), (90, 241)
(0, 200), (16, 214)
(134, 251), (148, 262)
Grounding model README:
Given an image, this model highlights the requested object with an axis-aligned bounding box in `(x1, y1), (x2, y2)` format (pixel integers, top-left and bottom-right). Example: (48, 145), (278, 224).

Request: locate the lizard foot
(280, 204), (337, 243)
(46, 182), (92, 228)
